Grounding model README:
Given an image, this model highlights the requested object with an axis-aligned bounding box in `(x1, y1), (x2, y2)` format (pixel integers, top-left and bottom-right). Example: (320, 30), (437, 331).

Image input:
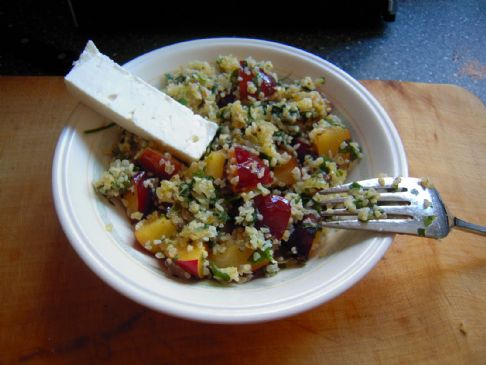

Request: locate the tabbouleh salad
(94, 55), (364, 283)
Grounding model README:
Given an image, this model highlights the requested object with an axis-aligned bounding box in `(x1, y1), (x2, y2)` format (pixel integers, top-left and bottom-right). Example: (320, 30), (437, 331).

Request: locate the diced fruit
(312, 127), (351, 158)
(259, 71), (277, 98)
(254, 194), (291, 240)
(249, 250), (271, 272)
(205, 150), (226, 179)
(238, 62), (276, 102)
(122, 171), (152, 217)
(294, 138), (316, 162)
(209, 243), (269, 272)
(175, 260), (199, 277)
(209, 243), (253, 269)
(273, 157), (298, 186)
(174, 241), (206, 278)
(135, 214), (177, 247)
(229, 146), (272, 192)
(312, 229), (324, 248)
(137, 147), (183, 179)
(238, 68), (253, 101)
(285, 223), (317, 259)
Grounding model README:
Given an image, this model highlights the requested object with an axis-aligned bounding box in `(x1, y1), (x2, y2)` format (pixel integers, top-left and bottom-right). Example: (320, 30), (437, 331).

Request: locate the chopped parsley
(174, 74), (186, 84)
(423, 215), (436, 227)
(215, 210), (230, 223)
(319, 157), (334, 173)
(271, 104), (284, 117)
(209, 263), (231, 282)
(250, 247), (273, 264)
(354, 198), (369, 209)
(179, 181), (193, 202)
(84, 122), (116, 134)
(339, 140), (362, 161)
(192, 169), (210, 179)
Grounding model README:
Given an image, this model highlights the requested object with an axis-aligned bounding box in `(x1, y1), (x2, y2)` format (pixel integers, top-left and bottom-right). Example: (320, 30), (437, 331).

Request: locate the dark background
(1, 0), (485, 103)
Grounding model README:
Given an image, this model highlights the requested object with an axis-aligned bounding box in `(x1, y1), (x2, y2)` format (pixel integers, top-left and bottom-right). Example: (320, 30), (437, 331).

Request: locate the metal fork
(315, 177), (486, 238)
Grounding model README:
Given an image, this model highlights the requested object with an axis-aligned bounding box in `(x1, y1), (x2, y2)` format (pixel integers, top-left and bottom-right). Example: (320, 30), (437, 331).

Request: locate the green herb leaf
(354, 198), (368, 209)
(250, 248), (273, 264)
(260, 153), (272, 162)
(247, 105), (255, 122)
(192, 170), (207, 178)
(216, 210), (230, 223)
(84, 122), (116, 134)
(271, 104), (284, 117)
(339, 139), (362, 161)
(230, 69), (239, 86)
(417, 228), (426, 237)
(319, 156), (333, 173)
(192, 170), (215, 183)
(179, 181), (193, 201)
(175, 75), (186, 84)
(209, 263), (231, 281)
(423, 215), (436, 227)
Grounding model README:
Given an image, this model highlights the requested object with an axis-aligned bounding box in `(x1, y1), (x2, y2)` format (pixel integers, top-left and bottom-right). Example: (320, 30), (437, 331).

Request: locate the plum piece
(228, 147), (272, 192)
(285, 223), (317, 260)
(137, 147), (183, 180)
(122, 171), (153, 217)
(254, 194), (291, 240)
(238, 61), (276, 102)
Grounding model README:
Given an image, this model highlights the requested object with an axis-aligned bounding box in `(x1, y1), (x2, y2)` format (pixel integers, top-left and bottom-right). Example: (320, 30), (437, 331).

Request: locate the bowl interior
(53, 38), (407, 323)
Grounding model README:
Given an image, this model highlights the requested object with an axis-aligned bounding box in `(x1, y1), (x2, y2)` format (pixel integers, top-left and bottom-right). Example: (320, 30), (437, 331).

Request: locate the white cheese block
(65, 40), (218, 162)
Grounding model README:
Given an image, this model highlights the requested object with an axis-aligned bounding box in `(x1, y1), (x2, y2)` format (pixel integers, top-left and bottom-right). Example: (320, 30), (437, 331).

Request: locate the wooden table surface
(1, 77), (485, 364)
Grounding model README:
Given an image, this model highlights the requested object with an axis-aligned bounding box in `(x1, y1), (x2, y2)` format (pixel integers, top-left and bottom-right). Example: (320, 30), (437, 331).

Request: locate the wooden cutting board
(0, 77), (485, 364)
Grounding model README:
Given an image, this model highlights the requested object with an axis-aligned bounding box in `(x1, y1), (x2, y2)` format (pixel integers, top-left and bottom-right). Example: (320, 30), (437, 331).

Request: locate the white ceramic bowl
(52, 38), (407, 323)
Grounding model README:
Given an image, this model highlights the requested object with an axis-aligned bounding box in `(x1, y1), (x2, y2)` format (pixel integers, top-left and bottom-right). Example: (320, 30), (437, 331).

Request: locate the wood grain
(0, 77), (485, 364)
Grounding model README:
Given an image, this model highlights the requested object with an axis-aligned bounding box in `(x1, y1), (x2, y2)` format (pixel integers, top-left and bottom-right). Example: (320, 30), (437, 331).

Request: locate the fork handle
(453, 217), (486, 235)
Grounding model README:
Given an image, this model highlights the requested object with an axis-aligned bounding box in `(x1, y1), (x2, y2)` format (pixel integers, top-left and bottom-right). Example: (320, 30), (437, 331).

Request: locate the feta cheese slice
(65, 40), (218, 162)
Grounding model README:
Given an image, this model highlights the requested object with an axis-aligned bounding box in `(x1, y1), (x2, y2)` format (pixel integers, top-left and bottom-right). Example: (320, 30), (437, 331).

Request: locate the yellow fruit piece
(312, 127), (351, 157)
(209, 243), (253, 268)
(273, 157), (298, 186)
(205, 150), (226, 179)
(251, 259), (269, 272)
(173, 240), (207, 278)
(209, 243), (269, 272)
(135, 214), (177, 248)
(313, 229), (323, 248)
(122, 189), (138, 216)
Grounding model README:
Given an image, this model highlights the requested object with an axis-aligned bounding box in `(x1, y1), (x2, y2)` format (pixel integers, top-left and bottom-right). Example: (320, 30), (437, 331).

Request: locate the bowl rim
(53, 37), (408, 323)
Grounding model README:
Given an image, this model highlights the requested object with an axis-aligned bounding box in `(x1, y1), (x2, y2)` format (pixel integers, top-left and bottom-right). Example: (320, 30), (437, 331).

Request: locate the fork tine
(319, 219), (418, 235)
(317, 192), (411, 205)
(313, 177), (471, 238)
(379, 205), (416, 216)
(317, 196), (348, 205)
(377, 192), (411, 203)
(317, 177), (405, 195)
(320, 205), (415, 217)
(320, 208), (355, 216)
